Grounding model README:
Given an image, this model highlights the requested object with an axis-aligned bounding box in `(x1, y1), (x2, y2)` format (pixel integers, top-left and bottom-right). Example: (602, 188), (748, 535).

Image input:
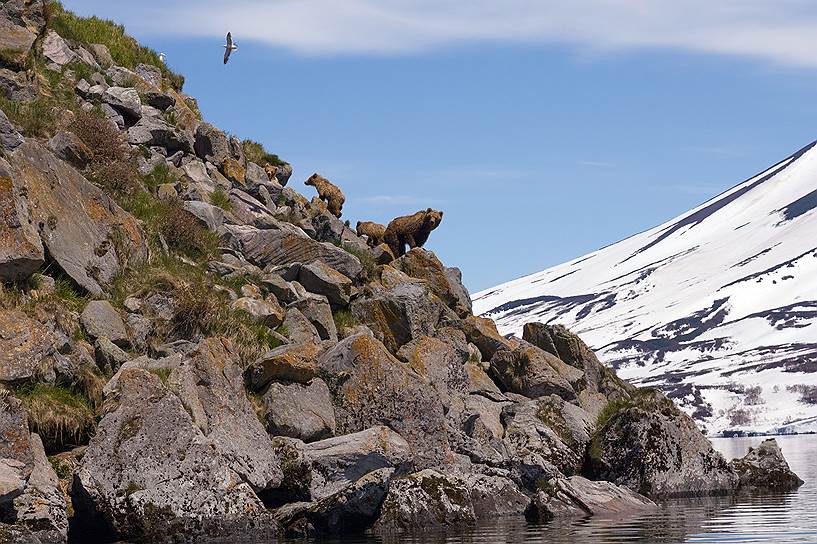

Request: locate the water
(295, 434), (817, 544)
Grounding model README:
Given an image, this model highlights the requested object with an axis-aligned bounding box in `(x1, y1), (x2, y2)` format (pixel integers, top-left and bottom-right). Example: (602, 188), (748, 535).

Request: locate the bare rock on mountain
(246, 342), (324, 389)
(47, 131), (91, 169)
(72, 368), (270, 542)
(262, 379), (336, 443)
(193, 123), (230, 165)
(0, 158), (43, 283)
(490, 343), (579, 401)
(729, 438), (803, 491)
(13, 434), (68, 543)
(80, 300), (129, 348)
(41, 30), (76, 68)
(127, 116), (193, 154)
(527, 475), (656, 521)
(0, 68), (35, 102)
(102, 87), (142, 122)
(0, 109), (23, 152)
(0, 310), (57, 382)
(297, 261), (352, 307)
(394, 248), (472, 317)
(586, 389), (739, 498)
(4, 141), (147, 295)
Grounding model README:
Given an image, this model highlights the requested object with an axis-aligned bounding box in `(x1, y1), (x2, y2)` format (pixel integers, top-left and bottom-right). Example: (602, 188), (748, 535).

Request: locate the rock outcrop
(729, 438), (804, 491)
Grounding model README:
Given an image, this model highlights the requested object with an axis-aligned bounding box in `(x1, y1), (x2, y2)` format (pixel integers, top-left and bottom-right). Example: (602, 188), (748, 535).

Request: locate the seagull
(159, 52), (166, 63)
(223, 32), (237, 64)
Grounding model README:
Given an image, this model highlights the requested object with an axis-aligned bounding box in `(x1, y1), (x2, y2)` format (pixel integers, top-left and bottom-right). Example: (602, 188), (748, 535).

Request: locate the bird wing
(224, 47), (231, 64)
(226, 32), (232, 48)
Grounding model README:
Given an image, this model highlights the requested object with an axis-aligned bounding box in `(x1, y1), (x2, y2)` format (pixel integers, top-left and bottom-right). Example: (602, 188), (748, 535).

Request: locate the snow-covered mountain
(474, 140), (817, 435)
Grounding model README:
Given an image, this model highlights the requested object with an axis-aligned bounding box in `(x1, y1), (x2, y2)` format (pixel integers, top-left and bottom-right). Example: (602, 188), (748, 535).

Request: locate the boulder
(527, 476), (657, 521)
(102, 353), (182, 397)
(282, 308), (321, 345)
(0, 310), (57, 382)
(317, 333), (450, 468)
(135, 63), (161, 87)
(490, 344), (578, 401)
(99, 103), (124, 129)
(127, 116), (193, 154)
(222, 158), (246, 185)
(297, 261), (352, 307)
(0, 6), (40, 69)
(246, 342), (323, 389)
(0, 68), (36, 102)
(4, 141), (147, 295)
(223, 223), (362, 280)
(0, 108), (23, 151)
(80, 301), (129, 348)
(72, 368), (269, 542)
(93, 337), (129, 374)
(586, 389), (739, 498)
(374, 469), (529, 531)
(0, 393), (34, 498)
(13, 434), (68, 542)
(393, 249), (472, 317)
(41, 30), (75, 68)
(262, 379), (336, 442)
(47, 131), (91, 169)
(457, 315), (513, 362)
(193, 123), (230, 165)
(261, 274), (302, 305)
(105, 66), (137, 86)
(143, 89), (175, 110)
(729, 438), (803, 490)
(102, 86), (142, 121)
(88, 44), (113, 68)
(231, 296), (285, 328)
(396, 335), (469, 406)
(303, 426), (412, 500)
(0, 159), (43, 282)
(182, 200), (224, 231)
(290, 294), (337, 342)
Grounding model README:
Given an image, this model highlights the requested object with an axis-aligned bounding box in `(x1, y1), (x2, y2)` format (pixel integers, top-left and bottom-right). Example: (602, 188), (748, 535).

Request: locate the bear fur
(304, 173), (345, 218)
(383, 208), (444, 258)
(356, 221), (387, 247)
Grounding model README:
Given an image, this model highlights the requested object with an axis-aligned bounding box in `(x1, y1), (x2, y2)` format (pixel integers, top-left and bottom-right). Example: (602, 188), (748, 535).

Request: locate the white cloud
(117, 0), (817, 67)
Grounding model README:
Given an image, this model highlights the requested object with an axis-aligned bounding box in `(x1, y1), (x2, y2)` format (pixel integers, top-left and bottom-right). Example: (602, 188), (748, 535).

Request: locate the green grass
(209, 188), (233, 212)
(332, 309), (358, 330)
(16, 382), (96, 453)
(142, 163), (177, 192)
(242, 139), (286, 166)
(47, 2), (184, 90)
(338, 243), (378, 280)
(148, 368), (172, 384)
(0, 95), (60, 137)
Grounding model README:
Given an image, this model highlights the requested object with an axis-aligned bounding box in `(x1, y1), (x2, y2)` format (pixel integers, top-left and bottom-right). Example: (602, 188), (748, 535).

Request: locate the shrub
(242, 139), (285, 166)
(47, 2), (184, 90)
(69, 110), (129, 165)
(142, 163), (177, 192)
(209, 188), (233, 211)
(17, 382), (96, 453)
(158, 201), (218, 260)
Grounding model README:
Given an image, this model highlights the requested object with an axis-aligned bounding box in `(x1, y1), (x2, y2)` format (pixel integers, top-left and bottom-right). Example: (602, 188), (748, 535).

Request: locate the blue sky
(65, 1), (817, 291)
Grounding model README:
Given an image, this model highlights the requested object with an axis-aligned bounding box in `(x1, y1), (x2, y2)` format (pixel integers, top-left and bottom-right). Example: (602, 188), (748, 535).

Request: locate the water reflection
(276, 435), (816, 544)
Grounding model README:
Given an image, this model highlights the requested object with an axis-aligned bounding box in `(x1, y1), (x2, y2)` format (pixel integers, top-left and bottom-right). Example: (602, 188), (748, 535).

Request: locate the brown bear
(383, 208), (444, 258)
(356, 220), (387, 247)
(304, 173), (345, 218)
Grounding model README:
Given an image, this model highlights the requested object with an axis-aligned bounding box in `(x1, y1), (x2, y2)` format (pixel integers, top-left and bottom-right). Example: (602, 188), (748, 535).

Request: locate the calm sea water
(293, 434), (817, 544)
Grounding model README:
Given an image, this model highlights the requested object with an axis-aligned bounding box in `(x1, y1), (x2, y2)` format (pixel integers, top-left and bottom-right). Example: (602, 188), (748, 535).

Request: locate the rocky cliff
(0, 2), (804, 543)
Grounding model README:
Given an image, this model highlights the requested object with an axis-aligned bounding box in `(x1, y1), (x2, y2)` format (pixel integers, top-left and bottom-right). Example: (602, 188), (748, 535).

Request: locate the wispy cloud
(112, 0), (817, 67)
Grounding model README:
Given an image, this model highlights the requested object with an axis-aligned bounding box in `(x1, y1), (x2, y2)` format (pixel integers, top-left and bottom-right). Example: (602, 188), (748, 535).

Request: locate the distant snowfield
(474, 140), (817, 435)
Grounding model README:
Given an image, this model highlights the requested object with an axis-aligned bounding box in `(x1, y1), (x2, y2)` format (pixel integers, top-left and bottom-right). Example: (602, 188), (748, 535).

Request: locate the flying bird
(223, 32), (237, 64)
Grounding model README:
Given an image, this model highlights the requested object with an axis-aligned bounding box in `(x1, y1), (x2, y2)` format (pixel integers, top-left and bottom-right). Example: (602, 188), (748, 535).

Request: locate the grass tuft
(16, 382), (96, 453)
(242, 139), (285, 167)
(209, 188), (233, 212)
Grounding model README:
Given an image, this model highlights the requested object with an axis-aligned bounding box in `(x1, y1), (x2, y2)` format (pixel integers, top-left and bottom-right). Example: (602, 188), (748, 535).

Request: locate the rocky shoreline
(0, 2), (805, 543)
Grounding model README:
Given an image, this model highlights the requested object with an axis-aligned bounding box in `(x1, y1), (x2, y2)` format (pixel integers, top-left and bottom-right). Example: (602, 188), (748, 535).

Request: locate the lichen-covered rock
(373, 469), (529, 531)
(81, 301), (129, 348)
(729, 438), (803, 490)
(102, 86), (142, 121)
(0, 108), (23, 152)
(223, 223), (362, 280)
(283, 308), (321, 345)
(127, 116), (193, 154)
(246, 341), (323, 389)
(13, 434), (68, 543)
(72, 368), (270, 542)
(290, 293), (337, 342)
(5, 141), (147, 295)
(586, 389), (739, 498)
(0, 310), (57, 382)
(317, 333), (450, 467)
(0, 0), (43, 70)
(168, 338), (283, 493)
(231, 296), (284, 328)
(0, 393), (34, 496)
(490, 344), (578, 401)
(0, 160), (43, 283)
(396, 335), (469, 406)
(193, 123), (230, 165)
(527, 476), (656, 522)
(303, 426), (412, 500)
(47, 131), (91, 169)
(393, 249), (472, 317)
(297, 260), (352, 307)
(457, 315), (513, 361)
(262, 379), (336, 443)
(221, 157), (246, 185)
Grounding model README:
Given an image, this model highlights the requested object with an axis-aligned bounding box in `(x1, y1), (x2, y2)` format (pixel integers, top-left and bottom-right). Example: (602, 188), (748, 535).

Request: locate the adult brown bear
(383, 209), (444, 258)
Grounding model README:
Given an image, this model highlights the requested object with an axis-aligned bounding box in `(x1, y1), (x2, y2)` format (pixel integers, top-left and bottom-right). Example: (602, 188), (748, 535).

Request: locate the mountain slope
(474, 141), (817, 435)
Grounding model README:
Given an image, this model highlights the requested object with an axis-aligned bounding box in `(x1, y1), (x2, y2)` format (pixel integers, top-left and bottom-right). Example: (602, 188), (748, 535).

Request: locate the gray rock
(182, 200), (224, 231)
(88, 44), (113, 67)
(374, 469), (529, 531)
(72, 368), (269, 542)
(283, 308), (321, 345)
(41, 30), (75, 68)
(0, 394), (34, 487)
(298, 261), (352, 307)
(246, 342), (324, 389)
(93, 337), (129, 374)
(0, 458), (26, 507)
(0, 8), (40, 70)
(102, 87), (142, 121)
(81, 301), (129, 348)
(85, 83), (107, 101)
(47, 131), (91, 169)
(13, 434), (68, 543)
(730, 438), (804, 490)
(263, 379), (336, 442)
(0, 68), (36, 101)
(490, 344), (578, 401)
(262, 274), (301, 305)
(4, 141), (148, 294)
(317, 333), (449, 468)
(527, 476), (657, 521)
(393, 249), (472, 317)
(127, 116), (193, 154)
(0, 157), (43, 282)
(143, 89), (175, 110)
(396, 335), (469, 406)
(168, 338), (283, 493)
(193, 123), (230, 165)
(304, 426), (412, 500)
(181, 160), (212, 186)
(105, 65), (137, 86)
(223, 222), (362, 280)
(232, 296), (285, 328)
(586, 389), (739, 498)
(73, 46), (100, 70)
(99, 103), (124, 129)
(0, 310), (57, 382)
(290, 293), (337, 342)
(0, 107), (23, 151)
(135, 63), (162, 87)
(126, 313), (153, 353)
(102, 354), (181, 397)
